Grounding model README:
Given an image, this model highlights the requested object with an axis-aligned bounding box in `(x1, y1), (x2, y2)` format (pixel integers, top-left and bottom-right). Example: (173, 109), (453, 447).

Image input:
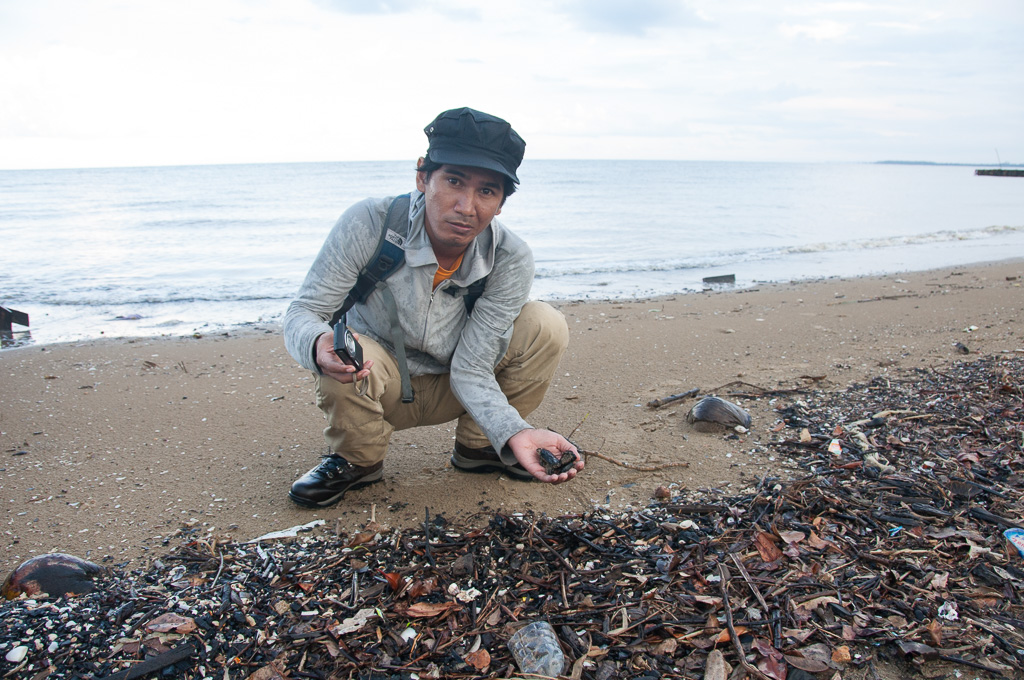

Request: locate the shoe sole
(449, 455), (534, 482)
(288, 476), (383, 508)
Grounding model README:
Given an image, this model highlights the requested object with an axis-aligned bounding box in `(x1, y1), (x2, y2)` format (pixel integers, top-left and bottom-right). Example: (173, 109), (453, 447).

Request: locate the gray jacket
(284, 191), (535, 451)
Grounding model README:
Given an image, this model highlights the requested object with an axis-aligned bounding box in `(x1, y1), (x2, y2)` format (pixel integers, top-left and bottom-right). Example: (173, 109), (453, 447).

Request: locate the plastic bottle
(507, 621), (565, 677)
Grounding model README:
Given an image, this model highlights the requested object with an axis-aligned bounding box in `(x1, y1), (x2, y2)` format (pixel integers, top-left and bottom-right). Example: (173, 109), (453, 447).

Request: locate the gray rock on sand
(686, 395), (751, 433)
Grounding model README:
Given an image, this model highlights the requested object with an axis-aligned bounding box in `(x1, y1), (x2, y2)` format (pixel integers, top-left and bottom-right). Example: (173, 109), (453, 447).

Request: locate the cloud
(779, 20), (851, 41)
(558, 0), (709, 36)
(314, 0), (417, 14)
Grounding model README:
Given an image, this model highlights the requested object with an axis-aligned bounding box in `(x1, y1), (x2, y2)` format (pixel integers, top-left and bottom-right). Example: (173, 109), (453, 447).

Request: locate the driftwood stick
(647, 388), (699, 408)
(581, 449), (690, 472)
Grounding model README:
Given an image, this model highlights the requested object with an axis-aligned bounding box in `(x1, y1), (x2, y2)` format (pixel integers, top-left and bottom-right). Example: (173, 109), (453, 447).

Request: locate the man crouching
(283, 107), (582, 508)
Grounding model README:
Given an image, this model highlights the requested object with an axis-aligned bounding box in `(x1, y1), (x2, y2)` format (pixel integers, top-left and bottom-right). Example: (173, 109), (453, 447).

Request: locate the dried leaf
(714, 625), (748, 643)
(758, 654), (787, 680)
(926, 620), (943, 646)
(407, 577), (437, 599)
(751, 639), (780, 660)
(404, 601), (460, 618)
(654, 637), (678, 655)
(345, 531), (377, 548)
(704, 649), (731, 680)
(806, 532), (832, 550)
(784, 627), (815, 643)
(793, 595), (839, 616)
(831, 646), (851, 664)
(464, 649), (490, 670)
(785, 653), (831, 673)
(886, 614), (908, 629)
(779, 530), (806, 545)
(793, 642), (833, 668)
(246, 664), (287, 680)
(145, 613), (197, 634)
(381, 571), (405, 592)
(754, 531), (784, 562)
(694, 595), (723, 607)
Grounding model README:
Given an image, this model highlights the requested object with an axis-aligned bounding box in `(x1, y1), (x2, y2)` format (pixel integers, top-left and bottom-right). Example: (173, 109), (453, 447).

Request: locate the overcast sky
(1, 0), (1021, 169)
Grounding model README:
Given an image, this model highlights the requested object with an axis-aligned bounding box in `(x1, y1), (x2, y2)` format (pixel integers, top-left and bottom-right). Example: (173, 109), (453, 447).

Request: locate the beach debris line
(0, 354), (1022, 679)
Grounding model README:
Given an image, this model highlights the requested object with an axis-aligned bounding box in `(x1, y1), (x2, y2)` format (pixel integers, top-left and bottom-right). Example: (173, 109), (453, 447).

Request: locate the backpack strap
(443, 276), (488, 314)
(329, 194), (411, 327)
(329, 193), (416, 403)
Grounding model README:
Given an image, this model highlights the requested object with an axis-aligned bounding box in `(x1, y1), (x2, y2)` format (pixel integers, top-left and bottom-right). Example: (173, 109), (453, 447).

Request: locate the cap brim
(428, 147), (519, 184)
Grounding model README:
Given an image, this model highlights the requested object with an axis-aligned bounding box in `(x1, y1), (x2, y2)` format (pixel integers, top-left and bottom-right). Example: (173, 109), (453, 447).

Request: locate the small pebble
(5, 645), (28, 663)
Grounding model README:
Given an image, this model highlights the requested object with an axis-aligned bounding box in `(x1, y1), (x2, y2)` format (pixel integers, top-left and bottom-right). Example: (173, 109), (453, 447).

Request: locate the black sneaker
(450, 442), (533, 481)
(289, 454), (383, 508)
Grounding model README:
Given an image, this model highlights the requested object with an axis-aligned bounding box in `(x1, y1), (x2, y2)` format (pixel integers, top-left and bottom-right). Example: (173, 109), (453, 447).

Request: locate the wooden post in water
(0, 305), (30, 335)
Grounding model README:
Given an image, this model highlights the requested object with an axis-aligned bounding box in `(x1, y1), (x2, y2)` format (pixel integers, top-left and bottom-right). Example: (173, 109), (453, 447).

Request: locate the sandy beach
(1, 260), (1021, 577)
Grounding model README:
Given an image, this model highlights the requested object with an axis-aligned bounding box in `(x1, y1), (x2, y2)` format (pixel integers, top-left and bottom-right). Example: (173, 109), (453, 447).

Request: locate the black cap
(424, 107), (525, 184)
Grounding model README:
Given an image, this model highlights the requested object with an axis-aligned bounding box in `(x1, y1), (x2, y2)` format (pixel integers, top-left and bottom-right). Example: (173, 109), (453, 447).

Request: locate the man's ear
(415, 156), (427, 193)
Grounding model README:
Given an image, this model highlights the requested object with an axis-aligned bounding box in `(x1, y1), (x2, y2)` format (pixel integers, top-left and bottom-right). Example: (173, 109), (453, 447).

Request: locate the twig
(530, 523), (579, 576)
(211, 551), (226, 588)
(581, 449), (690, 471)
(424, 507), (435, 567)
(718, 563), (773, 680)
(567, 413), (589, 440)
(730, 553), (772, 642)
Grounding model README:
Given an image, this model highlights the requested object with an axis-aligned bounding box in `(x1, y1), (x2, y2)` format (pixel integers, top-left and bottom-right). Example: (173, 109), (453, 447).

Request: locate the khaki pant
(314, 301), (568, 466)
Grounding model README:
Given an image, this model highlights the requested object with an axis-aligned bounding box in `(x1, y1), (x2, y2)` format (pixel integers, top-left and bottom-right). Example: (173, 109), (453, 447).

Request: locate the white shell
(5, 645), (28, 663)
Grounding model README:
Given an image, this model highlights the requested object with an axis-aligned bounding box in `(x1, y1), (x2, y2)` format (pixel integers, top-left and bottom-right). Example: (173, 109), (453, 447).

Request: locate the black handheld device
(333, 320), (364, 371)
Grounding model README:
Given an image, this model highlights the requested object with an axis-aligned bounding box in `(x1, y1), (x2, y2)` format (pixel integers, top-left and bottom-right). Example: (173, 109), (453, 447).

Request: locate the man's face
(415, 163), (505, 261)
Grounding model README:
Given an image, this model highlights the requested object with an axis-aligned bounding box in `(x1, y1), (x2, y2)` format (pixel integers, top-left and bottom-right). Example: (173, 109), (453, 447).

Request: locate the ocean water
(1, 160), (1022, 347)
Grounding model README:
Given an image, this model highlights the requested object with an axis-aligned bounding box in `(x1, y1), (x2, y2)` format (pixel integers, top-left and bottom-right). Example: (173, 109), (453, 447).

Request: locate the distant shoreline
(876, 160), (1024, 167)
